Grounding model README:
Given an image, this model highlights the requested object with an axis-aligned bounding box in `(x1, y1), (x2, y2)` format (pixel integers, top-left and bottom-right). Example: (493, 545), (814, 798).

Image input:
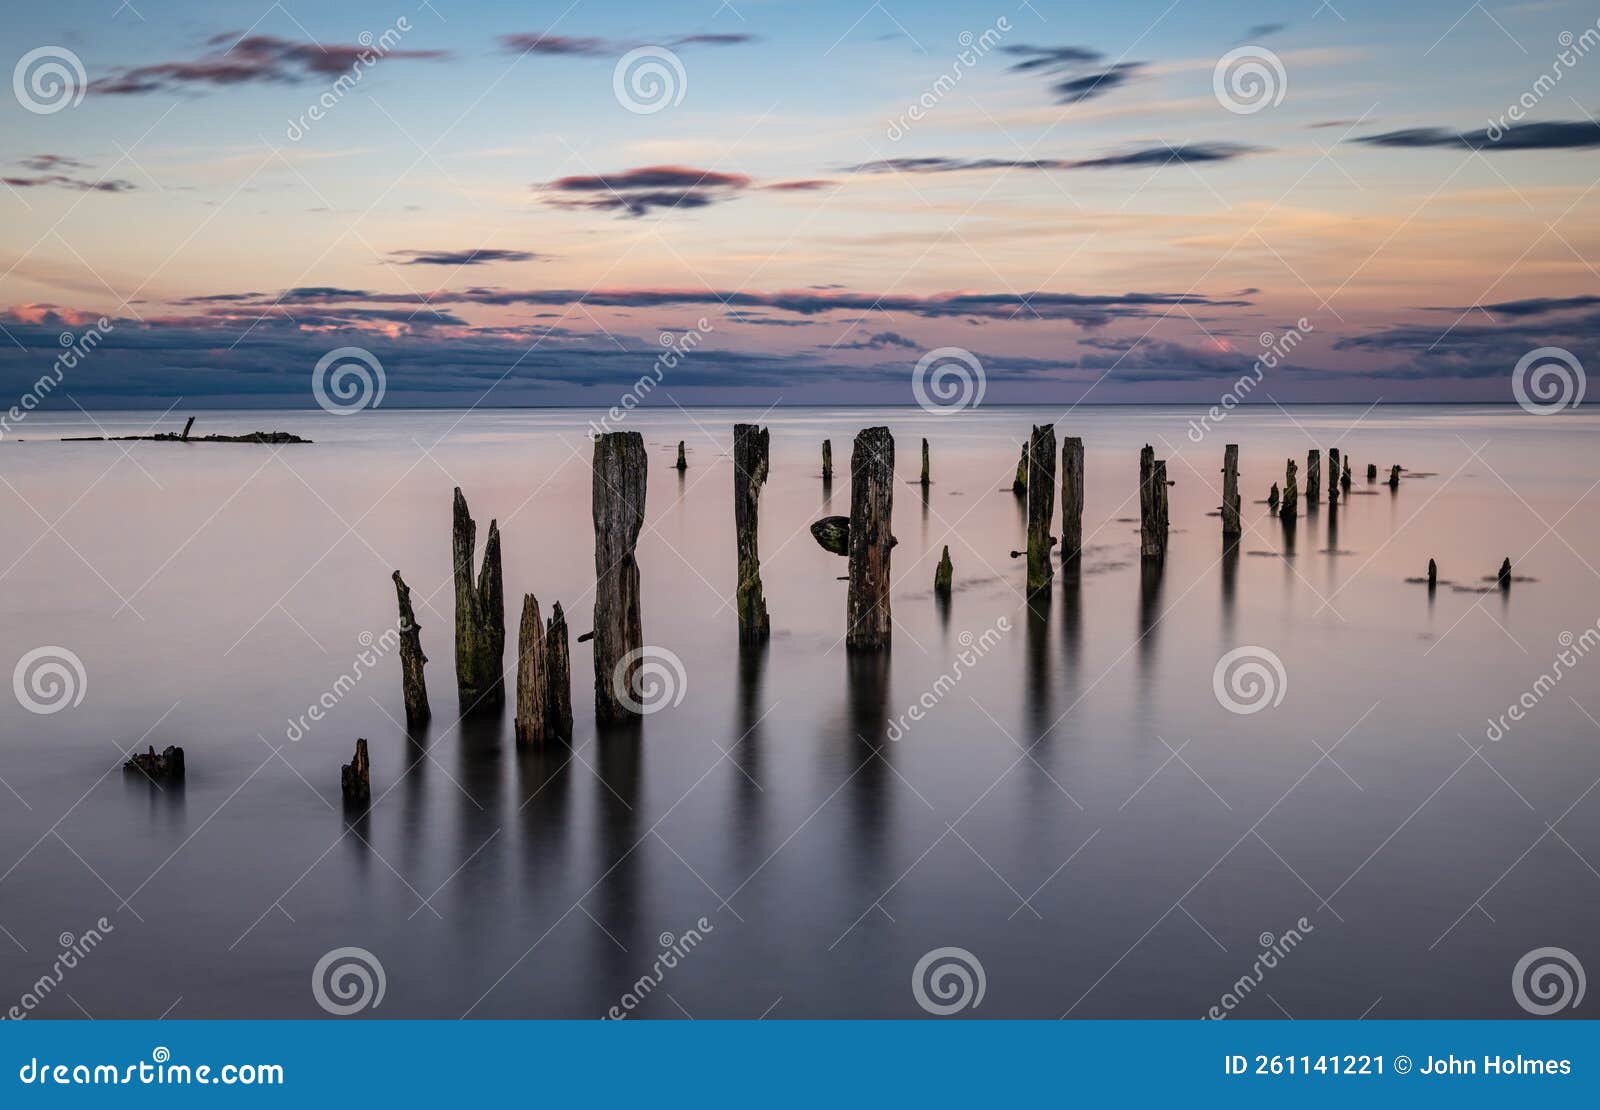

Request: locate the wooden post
(934, 545), (952, 597)
(1498, 557), (1513, 587)
(920, 437), (931, 487)
(1388, 464), (1401, 488)
(733, 423), (771, 644)
(1222, 444), (1242, 538)
(1139, 444), (1169, 560)
(1307, 450), (1321, 505)
(1012, 442), (1028, 494)
(181, 416), (195, 441)
(341, 738), (370, 804)
(1367, 463), (1378, 482)
(1268, 482), (1280, 510)
(1427, 559), (1438, 588)
(822, 439), (832, 481)
(674, 441), (687, 471)
(516, 594), (549, 747)
(391, 570), (431, 725)
(544, 602), (573, 741)
(1341, 457), (1352, 493)
(452, 488), (504, 711)
(1026, 425), (1057, 590)
(592, 432), (647, 722)
(1328, 448), (1340, 504)
(1280, 459), (1298, 519)
(846, 427), (894, 650)
(1060, 436), (1084, 561)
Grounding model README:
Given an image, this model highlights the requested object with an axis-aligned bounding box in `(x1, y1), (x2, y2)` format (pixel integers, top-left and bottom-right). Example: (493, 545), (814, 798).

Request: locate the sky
(2, 0), (1598, 408)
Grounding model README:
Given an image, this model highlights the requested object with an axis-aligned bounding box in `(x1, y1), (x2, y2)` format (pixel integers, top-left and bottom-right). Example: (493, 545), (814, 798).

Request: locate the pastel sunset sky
(3, 0), (1598, 406)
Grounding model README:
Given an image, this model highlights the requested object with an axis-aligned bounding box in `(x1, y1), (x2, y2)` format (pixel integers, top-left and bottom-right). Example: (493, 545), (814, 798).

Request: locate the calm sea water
(1, 405), (1597, 1019)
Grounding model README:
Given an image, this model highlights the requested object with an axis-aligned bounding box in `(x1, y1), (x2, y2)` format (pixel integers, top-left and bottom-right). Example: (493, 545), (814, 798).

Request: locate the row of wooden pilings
(385, 429), (1418, 743)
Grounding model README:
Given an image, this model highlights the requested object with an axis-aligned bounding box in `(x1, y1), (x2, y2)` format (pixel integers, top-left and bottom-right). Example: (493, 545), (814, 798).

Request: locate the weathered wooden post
(516, 595), (550, 747)
(674, 441), (687, 471)
(341, 738), (370, 804)
(1388, 464), (1401, 489)
(391, 570), (431, 725)
(181, 416), (195, 441)
(1498, 556), (1513, 587)
(1222, 444), (1242, 539)
(1268, 482), (1279, 511)
(545, 602), (573, 741)
(934, 545), (953, 598)
(822, 439), (833, 481)
(846, 427), (894, 650)
(1367, 463), (1378, 482)
(1328, 448), (1340, 504)
(1026, 425), (1057, 591)
(1139, 444), (1169, 560)
(920, 438), (931, 487)
(452, 488), (504, 711)
(733, 423), (771, 644)
(1427, 558), (1438, 589)
(1280, 459), (1298, 519)
(1012, 442), (1028, 494)
(1060, 436), (1084, 561)
(592, 432), (647, 722)
(1307, 450), (1321, 505)
(1341, 458), (1352, 493)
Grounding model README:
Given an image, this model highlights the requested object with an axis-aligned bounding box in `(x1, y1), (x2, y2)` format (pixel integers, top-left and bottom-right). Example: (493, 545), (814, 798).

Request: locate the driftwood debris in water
(1139, 444), (1169, 560)
(452, 488), (505, 712)
(810, 515), (850, 556)
(1328, 448), (1340, 504)
(1026, 424), (1057, 591)
(1060, 436), (1084, 561)
(391, 570), (431, 725)
(63, 430), (309, 444)
(675, 441), (687, 471)
(1012, 442), (1028, 494)
(1307, 450), (1321, 505)
(1388, 464), (1401, 489)
(733, 423), (771, 643)
(934, 545), (953, 597)
(1280, 459), (1299, 519)
(125, 745), (184, 780)
(846, 426), (895, 650)
(592, 431), (648, 722)
(920, 438), (931, 486)
(341, 739), (370, 804)
(1222, 444), (1242, 538)
(822, 439), (833, 481)
(516, 594), (550, 747)
(544, 602), (573, 741)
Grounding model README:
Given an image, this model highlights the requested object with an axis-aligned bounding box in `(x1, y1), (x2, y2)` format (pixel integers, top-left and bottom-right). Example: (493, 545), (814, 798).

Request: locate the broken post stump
(1280, 458), (1298, 519)
(1012, 442), (1028, 494)
(341, 738), (370, 803)
(1328, 448), (1340, 504)
(1428, 558), (1438, 588)
(545, 602), (573, 741)
(1367, 463), (1377, 481)
(822, 439), (833, 481)
(920, 437), (931, 486)
(675, 441), (687, 472)
(1388, 464), (1401, 489)
(1222, 444), (1242, 539)
(1061, 436), (1085, 561)
(1307, 450), (1321, 505)
(516, 595), (550, 747)
(1498, 557), (1513, 587)
(1268, 482), (1280, 510)
(592, 432), (648, 722)
(1026, 424), (1057, 591)
(934, 545), (953, 598)
(452, 488), (504, 712)
(124, 745), (184, 780)
(391, 570), (431, 726)
(181, 416), (195, 441)
(846, 427), (895, 650)
(733, 423), (772, 644)
(1139, 444), (1169, 560)
(1342, 458), (1352, 492)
